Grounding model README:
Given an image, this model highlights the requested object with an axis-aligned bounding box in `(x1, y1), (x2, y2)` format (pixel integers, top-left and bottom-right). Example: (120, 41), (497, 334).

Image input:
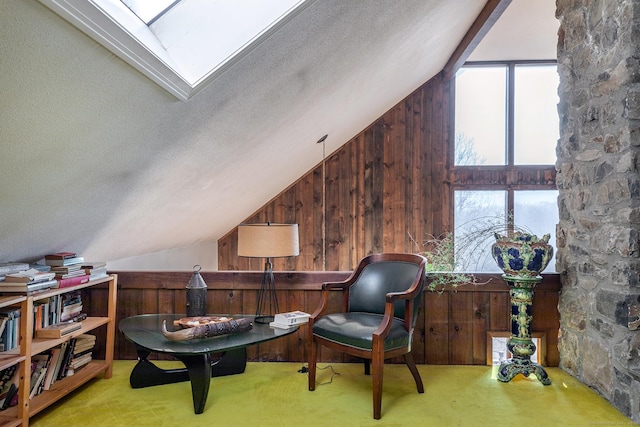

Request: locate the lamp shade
(237, 223), (300, 258)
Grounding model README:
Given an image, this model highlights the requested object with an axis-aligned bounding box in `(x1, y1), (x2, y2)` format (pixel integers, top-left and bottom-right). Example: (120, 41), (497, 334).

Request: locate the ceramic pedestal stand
(497, 274), (551, 385)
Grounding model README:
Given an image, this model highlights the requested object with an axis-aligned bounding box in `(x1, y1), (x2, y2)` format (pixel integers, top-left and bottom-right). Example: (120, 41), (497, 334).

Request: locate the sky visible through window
(455, 64), (559, 166)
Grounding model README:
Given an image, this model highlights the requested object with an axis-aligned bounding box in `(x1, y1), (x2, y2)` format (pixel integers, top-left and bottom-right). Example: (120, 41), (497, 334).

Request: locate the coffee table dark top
(119, 314), (298, 355)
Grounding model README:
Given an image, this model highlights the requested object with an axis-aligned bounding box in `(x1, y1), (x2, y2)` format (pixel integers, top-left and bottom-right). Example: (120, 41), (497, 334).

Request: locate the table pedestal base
(130, 346), (247, 414)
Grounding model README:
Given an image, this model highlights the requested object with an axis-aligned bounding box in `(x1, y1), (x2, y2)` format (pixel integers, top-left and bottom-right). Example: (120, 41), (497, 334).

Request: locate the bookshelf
(0, 295), (26, 427)
(0, 274), (117, 426)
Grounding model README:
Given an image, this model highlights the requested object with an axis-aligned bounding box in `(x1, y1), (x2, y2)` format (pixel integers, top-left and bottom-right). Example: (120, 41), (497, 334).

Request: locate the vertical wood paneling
(140, 288), (158, 314)
(338, 142), (351, 270)
(158, 289), (176, 314)
(424, 292), (450, 364)
(531, 289), (559, 366)
(449, 293), (474, 364)
(218, 70), (552, 278)
(472, 292), (490, 364)
(297, 171), (315, 270)
(412, 301), (427, 362)
(99, 271), (560, 365)
(348, 135), (361, 266)
(325, 150), (341, 270)
(313, 165), (325, 269)
(489, 291), (510, 330)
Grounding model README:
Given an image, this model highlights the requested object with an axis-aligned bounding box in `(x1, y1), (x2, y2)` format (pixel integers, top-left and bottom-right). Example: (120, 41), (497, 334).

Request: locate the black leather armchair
(307, 253), (427, 419)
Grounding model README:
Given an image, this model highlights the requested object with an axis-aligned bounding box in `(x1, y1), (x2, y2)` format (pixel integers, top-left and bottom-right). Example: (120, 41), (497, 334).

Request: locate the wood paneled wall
(88, 271), (560, 367)
(217, 68), (557, 271)
(206, 71), (561, 367)
(218, 72), (451, 272)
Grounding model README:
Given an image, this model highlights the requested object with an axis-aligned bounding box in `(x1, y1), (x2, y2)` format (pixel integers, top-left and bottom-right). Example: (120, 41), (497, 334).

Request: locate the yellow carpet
(28, 361), (635, 427)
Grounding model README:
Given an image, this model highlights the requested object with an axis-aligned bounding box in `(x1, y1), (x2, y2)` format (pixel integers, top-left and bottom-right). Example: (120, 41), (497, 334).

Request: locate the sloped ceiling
(0, 0), (557, 269)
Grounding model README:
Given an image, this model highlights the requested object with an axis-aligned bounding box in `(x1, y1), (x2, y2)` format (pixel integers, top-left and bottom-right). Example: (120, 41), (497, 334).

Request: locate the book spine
(57, 275), (90, 288)
(45, 252), (76, 260)
(58, 339), (76, 380)
(1, 384), (17, 409)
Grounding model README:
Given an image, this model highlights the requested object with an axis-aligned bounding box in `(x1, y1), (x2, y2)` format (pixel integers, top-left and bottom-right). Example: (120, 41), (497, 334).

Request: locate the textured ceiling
(0, 0), (557, 269)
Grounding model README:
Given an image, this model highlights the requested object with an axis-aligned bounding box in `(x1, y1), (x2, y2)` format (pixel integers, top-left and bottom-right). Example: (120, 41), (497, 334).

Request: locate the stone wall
(556, 0), (640, 422)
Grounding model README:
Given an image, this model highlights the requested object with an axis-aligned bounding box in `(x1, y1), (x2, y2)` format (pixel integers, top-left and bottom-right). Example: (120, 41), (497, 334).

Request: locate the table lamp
(237, 222), (299, 323)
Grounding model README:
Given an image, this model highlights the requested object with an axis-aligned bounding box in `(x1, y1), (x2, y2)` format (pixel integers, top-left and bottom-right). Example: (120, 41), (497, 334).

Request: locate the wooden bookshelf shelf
(0, 413), (22, 427)
(10, 361), (108, 418)
(0, 355), (25, 375)
(29, 318), (110, 356)
(0, 274), (117, 426)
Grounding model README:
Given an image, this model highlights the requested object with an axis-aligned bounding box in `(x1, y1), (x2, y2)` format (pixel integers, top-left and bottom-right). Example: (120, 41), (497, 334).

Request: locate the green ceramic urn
(491, 232), (553, 278)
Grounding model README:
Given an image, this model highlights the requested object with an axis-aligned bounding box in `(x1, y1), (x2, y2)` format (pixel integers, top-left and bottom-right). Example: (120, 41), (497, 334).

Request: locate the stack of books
(269, 310), (310, 329)
(44, 252), (84, 267)
(80, 262), (108, 281)
(0, 308), (20, 351)
(28, 353), (51, 399)
(1, 269), (57, 295)
(44, 253), (108, 287)
(59, 291), (84, 323)
(44, 252), (89, 288)
(30, 334), (94, 394)
(43, 343), (71, 390)
(0, 365), (18, 409)
(68, 334), (96, 374)
(0, 262), (30, 282)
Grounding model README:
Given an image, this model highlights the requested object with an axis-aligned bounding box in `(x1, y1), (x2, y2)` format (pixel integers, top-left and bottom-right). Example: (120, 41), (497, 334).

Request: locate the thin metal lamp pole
(255, 257), (279, 324)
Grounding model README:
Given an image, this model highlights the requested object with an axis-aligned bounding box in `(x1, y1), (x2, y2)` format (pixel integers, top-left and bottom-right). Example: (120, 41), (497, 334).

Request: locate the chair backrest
(348, 254), (426, 322)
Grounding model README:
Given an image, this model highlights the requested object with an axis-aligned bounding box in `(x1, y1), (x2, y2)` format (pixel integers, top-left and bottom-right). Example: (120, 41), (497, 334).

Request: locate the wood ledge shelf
(112, 270), (561, 292)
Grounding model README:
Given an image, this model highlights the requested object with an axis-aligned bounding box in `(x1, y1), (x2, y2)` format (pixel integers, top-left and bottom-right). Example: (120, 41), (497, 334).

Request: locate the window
(455, 66), (506, 165)
(455, 62), (558, 166)
(452, 61), (558, 273)
(454, 190), (557, 273)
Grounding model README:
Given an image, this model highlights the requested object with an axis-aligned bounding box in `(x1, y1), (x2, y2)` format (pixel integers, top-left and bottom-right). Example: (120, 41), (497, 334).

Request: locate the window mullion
(507, 63), (515, 166)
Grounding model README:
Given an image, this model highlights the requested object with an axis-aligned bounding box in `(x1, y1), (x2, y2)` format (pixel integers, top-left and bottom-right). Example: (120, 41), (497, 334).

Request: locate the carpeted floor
(28, 361), (636, 427)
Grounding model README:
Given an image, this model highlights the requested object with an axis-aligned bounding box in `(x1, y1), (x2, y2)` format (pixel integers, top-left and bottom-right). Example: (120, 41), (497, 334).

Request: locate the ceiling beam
(442, 0), (513, 80)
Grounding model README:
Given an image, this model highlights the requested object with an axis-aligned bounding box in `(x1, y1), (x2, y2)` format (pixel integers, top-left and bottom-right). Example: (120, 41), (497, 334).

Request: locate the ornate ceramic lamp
(237, 222), (299, 324)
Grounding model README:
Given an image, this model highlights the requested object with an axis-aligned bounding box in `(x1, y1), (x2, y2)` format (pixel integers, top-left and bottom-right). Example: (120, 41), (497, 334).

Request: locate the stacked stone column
(556, 0), (640, 422)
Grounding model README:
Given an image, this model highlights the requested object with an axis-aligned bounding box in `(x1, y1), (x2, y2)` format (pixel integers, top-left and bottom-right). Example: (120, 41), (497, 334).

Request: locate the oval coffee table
(119, 314), (299, 414)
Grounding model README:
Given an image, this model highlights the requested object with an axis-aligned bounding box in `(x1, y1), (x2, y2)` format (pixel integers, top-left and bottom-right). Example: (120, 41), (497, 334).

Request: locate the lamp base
(255, 259), (279, 324)
(254, 315), (275, 325)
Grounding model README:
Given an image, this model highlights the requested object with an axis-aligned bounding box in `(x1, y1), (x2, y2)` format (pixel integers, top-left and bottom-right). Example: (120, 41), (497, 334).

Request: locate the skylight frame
(120, 0), (180, 25)
(38, 0), (314, 101)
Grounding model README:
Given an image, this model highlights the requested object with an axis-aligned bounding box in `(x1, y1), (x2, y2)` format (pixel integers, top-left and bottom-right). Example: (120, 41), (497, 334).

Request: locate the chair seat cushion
(313, 312), (410, 351)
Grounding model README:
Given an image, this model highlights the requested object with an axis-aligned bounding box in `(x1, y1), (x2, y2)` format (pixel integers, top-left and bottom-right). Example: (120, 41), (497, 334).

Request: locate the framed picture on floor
(486, 331), (547, 366)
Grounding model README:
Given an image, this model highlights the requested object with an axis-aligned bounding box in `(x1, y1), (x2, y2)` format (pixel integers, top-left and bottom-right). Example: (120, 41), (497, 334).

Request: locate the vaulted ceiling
(0, 0), (557, 269)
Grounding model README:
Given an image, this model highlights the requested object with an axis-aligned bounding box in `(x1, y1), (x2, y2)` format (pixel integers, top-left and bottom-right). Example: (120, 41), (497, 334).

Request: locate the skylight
(39, 0), (313, 100)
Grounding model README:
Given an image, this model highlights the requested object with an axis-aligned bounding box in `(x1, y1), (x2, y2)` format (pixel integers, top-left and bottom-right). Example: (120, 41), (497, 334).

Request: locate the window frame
(450, 60), (558, 222)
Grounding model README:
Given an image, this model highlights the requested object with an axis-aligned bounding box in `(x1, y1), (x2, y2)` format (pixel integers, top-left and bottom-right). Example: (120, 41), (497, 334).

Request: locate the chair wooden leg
(404, 352), (424, 393)
(363, 359), (370, 375)
(372, 353), (384, 419)
(308, 338), (317, 391)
